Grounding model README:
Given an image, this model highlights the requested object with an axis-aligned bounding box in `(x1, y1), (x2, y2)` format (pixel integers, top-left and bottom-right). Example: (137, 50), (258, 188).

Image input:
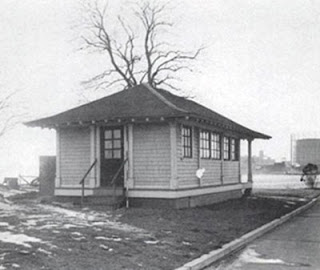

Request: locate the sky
(0, 0), (320, 179)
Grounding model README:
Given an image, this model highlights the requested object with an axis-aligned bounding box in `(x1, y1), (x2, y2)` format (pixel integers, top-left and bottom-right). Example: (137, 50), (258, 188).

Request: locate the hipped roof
(25, 84), (271, 140)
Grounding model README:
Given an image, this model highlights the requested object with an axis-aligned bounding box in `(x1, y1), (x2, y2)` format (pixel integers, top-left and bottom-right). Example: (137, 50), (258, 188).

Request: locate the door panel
(100, 127), (124, 187)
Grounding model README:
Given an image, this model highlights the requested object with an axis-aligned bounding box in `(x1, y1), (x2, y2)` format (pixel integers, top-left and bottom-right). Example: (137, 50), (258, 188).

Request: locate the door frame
(100, 125), (125, 187)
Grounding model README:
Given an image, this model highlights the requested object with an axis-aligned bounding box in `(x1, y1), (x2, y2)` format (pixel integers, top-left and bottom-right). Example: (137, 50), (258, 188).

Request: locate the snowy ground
(0, 186), (154, 270)
(0, 184), (315, 270)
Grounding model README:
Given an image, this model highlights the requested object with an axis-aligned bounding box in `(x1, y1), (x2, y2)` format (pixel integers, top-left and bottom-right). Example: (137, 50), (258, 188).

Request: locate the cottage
(26, 84), (270, 208)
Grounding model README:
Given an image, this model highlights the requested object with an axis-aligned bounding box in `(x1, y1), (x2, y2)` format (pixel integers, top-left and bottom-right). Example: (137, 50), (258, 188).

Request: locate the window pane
(104, 140), (113, 149)
(113, 140), (121, 148)
(104, 130), (112, 139)
(113, 129), (121, 139)
(105, 150), (113, 159)
(113, 150), (121, 159)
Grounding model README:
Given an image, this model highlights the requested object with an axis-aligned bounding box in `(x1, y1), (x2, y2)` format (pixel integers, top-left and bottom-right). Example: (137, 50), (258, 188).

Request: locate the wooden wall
(60, 127), (91, 186)
(223, 161), (240, 184)
(176, 123), (240, 188)
(132, 123), (171, 188)
(176, 126), (199, 187)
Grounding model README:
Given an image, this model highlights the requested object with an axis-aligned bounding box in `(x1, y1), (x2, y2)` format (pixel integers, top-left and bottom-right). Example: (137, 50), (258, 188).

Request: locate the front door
(100, 126), (124, 187)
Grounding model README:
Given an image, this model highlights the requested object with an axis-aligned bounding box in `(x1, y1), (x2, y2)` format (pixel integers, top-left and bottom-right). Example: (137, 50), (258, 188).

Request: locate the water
(242, 174), (309, 189)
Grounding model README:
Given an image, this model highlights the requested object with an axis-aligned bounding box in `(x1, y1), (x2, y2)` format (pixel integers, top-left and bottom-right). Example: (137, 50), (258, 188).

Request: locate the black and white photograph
(1, 0), (320, 269)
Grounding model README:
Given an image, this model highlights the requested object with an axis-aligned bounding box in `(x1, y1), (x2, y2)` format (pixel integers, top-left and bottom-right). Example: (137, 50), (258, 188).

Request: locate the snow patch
(38, 248), (52, 255)
(71, 232), (82, 236)
(144, 240), (159, 245)
(0, 232), (44, 248)
(0, 222), (9, 227)
(95, 236), (122, 242)
(0, 202), (14, 211)
(63, 224), (82, 229)
(100, 244), (113, 251)
(239, 247), (294, 265)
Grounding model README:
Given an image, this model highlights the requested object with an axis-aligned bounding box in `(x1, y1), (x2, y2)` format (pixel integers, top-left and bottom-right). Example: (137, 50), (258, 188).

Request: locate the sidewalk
(209, 199), (320, 269)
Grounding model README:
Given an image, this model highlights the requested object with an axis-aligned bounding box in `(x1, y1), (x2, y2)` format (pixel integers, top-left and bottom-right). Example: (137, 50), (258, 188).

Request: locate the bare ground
(0, 188), (319, 270)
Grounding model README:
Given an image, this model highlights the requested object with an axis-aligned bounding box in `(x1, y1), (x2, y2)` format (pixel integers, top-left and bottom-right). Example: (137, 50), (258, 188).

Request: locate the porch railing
(79, 158), (97, 206)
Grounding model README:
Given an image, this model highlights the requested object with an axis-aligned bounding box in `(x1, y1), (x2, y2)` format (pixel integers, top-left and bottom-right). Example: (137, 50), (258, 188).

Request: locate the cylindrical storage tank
(296, 139), (320, 167)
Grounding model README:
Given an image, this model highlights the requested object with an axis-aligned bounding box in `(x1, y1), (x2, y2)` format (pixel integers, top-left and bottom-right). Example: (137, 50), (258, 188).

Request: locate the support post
(238, 140), (241, 183)
(248, 139), (253, 183)
(89, 125), (96, 188)
(95, 126), (100, 187)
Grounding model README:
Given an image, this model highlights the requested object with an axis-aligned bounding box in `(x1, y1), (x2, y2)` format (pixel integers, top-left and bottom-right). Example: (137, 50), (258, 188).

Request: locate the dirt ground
(0, 188), (319, 270)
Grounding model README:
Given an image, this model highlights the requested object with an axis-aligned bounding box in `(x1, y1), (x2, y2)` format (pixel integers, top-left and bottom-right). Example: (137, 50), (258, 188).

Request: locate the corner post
(220, 134), (224, 185)
(55, 127), (61, 188)
(170, 122), (178, 189)
(89, 125), (97, 188)
(127, 123), (134, 188)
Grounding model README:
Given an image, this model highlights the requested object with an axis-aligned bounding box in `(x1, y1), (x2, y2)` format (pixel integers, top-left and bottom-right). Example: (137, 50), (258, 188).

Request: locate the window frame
(103, 128), (123, 159)
(211, 132), (221, 160)
(182, 125), (192, 158)
(223, 136), (230, 160)
(230, 138), (239, 161)
(200, 130), (211, 159)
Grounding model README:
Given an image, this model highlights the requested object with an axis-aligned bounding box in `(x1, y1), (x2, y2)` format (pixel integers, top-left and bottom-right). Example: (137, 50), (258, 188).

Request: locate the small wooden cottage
(26, 84), (270, 208)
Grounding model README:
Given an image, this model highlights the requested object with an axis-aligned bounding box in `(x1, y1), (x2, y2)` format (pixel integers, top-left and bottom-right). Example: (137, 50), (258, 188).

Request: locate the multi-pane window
(200, 130), (210, 158)
(182, 126), (192, 158)
(223, 137), (230, 160)
(211, 133), (221, 159)
(104, 129), (122, 159)
(230, 138), (239, 161)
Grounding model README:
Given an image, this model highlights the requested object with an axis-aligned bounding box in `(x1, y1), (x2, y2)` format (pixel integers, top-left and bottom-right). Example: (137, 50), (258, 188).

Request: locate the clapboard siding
(176, 123), (242, 188)
(60, 127), (91, 186)
(200, 160), (222, 186)
(223, 161), (240, 184)
(133, 123), (171, 188)
(177, 125), (199, 187)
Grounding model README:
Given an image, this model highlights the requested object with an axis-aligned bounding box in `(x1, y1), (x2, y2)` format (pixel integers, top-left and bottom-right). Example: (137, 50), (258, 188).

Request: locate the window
(200, 130), (210, 158)
(223, 137), (230, 160)
(182, 126), (192, 158)
(211, 133), (221, 159)
(230, 138), (239, 161)
(104, 128), (122, 159)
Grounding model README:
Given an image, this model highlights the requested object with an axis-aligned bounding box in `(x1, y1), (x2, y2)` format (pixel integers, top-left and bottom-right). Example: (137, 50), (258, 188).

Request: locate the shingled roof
(25, 84), (270, 140)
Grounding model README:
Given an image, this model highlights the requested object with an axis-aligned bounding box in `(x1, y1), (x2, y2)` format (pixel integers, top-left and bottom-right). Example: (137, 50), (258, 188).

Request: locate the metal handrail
(110, 158), (128, 209)
(110, 158), (128, 186)
(79, 159), (97, 205)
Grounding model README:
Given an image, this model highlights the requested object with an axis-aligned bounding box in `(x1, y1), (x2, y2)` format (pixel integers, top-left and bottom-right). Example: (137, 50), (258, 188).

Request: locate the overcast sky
(1, 0), (320, 178)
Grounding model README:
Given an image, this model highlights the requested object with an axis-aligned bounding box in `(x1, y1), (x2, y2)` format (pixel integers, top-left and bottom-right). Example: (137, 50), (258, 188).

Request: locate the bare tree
(80, 1), (203, 92)
(0, 91), (20, 137)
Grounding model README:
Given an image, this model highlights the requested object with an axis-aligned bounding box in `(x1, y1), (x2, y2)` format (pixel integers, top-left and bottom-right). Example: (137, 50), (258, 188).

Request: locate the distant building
(295, 139), (320, 167)
(241, 151), (275, 172)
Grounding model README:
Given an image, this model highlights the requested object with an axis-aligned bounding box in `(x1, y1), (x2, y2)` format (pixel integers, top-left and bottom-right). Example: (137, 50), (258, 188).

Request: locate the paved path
(207, 200), (320, 270)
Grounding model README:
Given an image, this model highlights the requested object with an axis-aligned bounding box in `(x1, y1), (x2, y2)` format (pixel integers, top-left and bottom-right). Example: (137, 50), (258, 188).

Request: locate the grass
(0, 189), (319, 270)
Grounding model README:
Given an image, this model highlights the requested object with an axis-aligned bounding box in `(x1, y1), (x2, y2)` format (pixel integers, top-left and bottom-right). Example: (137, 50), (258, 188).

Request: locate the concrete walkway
(208, 200), (320, 270)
